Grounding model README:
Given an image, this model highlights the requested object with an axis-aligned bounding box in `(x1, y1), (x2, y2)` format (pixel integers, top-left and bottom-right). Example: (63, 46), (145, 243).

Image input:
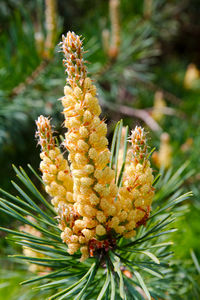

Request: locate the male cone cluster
(36, 32), (154, 261)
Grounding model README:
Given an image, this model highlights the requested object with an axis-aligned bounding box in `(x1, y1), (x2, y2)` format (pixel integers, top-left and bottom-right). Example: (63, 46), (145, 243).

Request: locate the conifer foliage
(0, 31), (193, 299)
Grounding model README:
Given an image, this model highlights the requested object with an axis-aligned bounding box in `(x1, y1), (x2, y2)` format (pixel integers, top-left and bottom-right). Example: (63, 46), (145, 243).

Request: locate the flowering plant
(0, 32), (192, 299)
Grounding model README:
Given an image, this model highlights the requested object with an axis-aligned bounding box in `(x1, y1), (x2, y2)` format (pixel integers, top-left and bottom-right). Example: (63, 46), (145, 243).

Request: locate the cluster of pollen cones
(36, 32), (154, 261)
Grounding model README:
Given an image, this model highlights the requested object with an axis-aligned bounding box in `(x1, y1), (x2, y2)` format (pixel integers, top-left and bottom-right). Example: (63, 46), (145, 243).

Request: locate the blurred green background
(0, 0), (200, 299)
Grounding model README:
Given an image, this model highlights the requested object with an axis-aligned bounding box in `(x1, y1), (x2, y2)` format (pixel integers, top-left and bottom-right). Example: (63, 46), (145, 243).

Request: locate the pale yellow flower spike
(60, 32), (119, 261)
(60, 31), (87, 89)
(152, 132), (172, 169)
(102, 29), (110, 55)
(35, 116), (75, 242)
(35, 32), (155, 262)
(36, 115), (55, 152)
(35, 31), (45, 58)
(128, 126), (148, 165)
(184, 63), (200, 89)
(44, 0), (57, 59)
(158, 133), (172, 169)
(109, 0), (121, 59)
(117, 126), (154, 238)
(152, 91), (166, 122)
(143, 0), (153, 19)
